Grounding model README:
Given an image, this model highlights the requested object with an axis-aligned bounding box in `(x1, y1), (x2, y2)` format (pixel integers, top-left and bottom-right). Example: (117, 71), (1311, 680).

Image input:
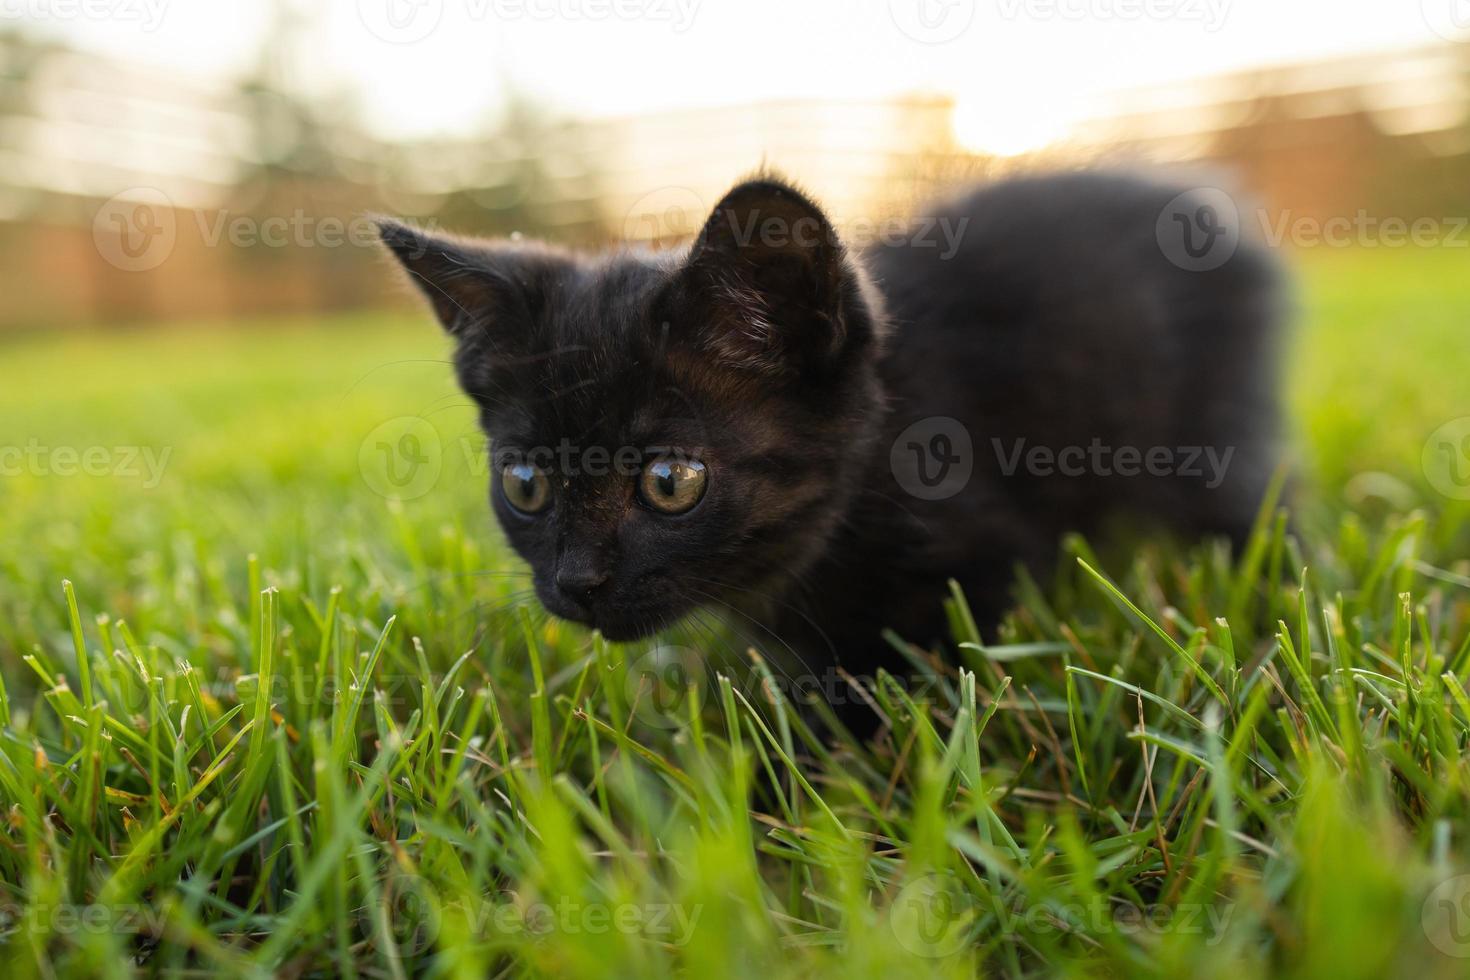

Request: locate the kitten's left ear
(375, 218), (543, 347)
(676, 178), (858, 377)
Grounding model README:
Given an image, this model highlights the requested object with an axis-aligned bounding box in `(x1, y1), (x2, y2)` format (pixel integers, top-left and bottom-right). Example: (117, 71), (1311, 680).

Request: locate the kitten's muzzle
(555, 566), (610, 607)
(535, 578), (597, 626)
(538, 552), (612, 623)
(534, 572), (681, 642)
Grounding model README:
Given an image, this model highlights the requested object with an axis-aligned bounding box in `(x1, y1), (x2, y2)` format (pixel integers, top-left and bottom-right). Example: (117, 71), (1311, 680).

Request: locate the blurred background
(6, 8), (1470, 974)
(1, 0), (1469, 583)
(2, 0), (1468, 327)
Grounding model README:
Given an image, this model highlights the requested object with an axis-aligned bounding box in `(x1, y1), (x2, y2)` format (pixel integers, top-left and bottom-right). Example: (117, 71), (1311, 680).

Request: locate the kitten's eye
(499, 462), (551, 515)
(639, 458), (708, 515)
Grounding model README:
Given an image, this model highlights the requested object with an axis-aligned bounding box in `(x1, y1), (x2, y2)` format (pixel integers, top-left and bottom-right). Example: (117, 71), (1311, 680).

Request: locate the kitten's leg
(776, 562), (1029, 744)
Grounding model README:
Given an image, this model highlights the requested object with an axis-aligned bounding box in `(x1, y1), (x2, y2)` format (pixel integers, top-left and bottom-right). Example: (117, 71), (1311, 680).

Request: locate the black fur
(379, 170), (1285, 711)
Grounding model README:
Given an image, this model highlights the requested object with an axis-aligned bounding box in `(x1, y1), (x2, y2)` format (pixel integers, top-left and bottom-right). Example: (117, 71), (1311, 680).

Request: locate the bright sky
(16, 0), (1468, 153)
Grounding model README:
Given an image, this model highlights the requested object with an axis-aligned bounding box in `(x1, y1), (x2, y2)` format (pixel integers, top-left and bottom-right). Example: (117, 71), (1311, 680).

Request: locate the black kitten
(379, 171), (1283, 702)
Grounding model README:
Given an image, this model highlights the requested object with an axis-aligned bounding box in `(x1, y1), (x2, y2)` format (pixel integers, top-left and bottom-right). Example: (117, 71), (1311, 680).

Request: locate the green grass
(2, 247), (1470, 978)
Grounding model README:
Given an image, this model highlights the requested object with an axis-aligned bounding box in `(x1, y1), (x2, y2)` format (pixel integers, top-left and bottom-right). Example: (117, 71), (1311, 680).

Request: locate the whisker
(681, 574), (838, 660)
(341, 357), (458, 398)
(683, 586), (822, 701)
(392, 568), (535, 598)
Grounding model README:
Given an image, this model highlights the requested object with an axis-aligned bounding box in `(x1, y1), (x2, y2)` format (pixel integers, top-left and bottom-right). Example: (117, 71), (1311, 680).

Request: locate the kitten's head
(379, 177), (886, 640)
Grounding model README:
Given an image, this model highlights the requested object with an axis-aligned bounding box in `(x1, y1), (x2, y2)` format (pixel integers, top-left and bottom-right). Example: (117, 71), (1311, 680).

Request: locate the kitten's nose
(555, 564), (611, 603)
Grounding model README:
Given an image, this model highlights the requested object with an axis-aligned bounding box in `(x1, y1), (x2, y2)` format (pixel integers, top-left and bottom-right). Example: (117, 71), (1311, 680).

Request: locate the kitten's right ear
(375, 218), (533, 339)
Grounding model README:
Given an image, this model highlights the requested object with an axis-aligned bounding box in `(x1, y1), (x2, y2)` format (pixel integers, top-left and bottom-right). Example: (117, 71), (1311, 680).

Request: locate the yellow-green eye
(639, 458), (708, 515)
(500, 462), (551, 515)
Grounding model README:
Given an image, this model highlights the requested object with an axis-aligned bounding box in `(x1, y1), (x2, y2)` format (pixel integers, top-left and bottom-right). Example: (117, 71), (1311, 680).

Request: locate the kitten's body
(775, 172), (1283, 677)
(380, 170), (1284, 711)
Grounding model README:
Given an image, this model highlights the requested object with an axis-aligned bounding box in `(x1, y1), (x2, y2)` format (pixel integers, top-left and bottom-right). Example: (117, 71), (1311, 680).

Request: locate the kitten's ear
(677, 179), (854, 377)
(375, 218), (536, 342)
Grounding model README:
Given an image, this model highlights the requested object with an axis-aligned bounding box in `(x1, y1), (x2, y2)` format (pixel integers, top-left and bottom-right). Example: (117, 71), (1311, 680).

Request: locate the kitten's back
(858, 171), (1284, 591)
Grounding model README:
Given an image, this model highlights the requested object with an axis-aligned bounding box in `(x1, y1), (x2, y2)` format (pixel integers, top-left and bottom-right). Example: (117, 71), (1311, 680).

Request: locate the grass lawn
(2, 246), (1470, 977)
